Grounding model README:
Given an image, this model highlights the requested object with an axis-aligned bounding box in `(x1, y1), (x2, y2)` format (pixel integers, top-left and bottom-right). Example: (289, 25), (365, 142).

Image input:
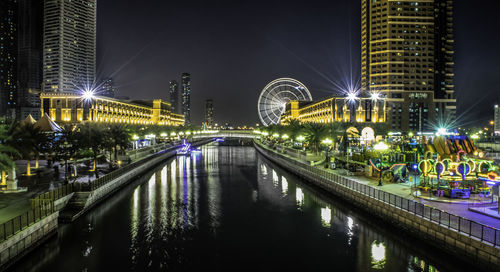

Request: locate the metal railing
(30, 183), (76, 205)
(0, 200), (54, 243)
(255, 140), (500, 247)
(89, 138), (212, 191)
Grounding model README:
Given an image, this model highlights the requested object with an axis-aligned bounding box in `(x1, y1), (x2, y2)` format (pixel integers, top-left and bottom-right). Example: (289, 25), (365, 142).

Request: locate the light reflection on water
(11, 145), (479, 272)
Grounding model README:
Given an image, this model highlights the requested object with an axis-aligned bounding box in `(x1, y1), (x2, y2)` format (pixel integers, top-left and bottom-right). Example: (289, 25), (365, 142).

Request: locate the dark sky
(96, 0), (500, 127)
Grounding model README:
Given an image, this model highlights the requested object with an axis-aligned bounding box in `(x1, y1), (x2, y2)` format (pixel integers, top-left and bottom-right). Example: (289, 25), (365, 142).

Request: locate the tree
(283, 119), (303, 143)
(53, 125), (81, 180)
(303, 122), (329, 154)
(77, 122), (107, 177)
(108, 124), (131, 161)
(0, 122), (19, 184)
(9, 123), (46, 176)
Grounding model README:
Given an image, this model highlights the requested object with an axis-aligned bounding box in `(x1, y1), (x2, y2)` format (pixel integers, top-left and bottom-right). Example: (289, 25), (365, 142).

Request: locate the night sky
(96, 0), (500, 127)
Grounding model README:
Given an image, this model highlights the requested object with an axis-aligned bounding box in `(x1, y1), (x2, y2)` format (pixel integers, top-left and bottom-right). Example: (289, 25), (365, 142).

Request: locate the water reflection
(12, 145), (478, 272)
(256, 158), (463, 272)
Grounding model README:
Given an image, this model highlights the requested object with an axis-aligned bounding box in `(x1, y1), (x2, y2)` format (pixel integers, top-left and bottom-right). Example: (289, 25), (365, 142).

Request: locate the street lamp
(374, 142), (389, 186)
(370, 92), (381, 101)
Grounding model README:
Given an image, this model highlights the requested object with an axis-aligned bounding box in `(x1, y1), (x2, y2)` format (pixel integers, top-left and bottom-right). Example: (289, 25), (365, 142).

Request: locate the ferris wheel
(257, 78), (313, 126)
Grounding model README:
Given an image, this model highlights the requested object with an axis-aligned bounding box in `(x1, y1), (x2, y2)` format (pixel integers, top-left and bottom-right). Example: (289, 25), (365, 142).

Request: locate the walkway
(271, 146), (500, 229)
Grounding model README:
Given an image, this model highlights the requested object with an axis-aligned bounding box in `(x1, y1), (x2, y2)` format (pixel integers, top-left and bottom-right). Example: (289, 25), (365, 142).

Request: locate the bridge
(192, 130), (257, 139)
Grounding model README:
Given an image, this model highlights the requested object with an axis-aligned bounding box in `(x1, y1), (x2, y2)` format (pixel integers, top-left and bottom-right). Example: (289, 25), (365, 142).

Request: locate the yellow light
(321, 138), (332, 145)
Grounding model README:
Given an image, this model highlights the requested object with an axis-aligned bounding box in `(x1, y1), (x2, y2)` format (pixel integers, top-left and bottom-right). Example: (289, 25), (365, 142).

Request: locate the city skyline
(96, 0), (500, 126)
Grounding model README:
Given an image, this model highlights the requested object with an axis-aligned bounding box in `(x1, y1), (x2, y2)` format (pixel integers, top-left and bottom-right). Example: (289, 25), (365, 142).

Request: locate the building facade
(17, 0), (44, 120)
(205, 99), (214, 128)
(42, 0), (96, 93)
(40, 92), (184, 126)
(181, 73), (191, 125)
(169, 80), (178, 114)
(361, 0), (456, 132)
(0, 0), (18, 117)
(281, 97), (386, 125)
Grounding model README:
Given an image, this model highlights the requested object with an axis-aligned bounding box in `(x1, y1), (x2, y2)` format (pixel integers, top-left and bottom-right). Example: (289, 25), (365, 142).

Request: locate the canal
(12, 144), (478, 271)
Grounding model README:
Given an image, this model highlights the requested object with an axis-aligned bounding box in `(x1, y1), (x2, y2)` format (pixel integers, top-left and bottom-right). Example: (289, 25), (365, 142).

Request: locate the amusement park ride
(369, 135), (499, 199)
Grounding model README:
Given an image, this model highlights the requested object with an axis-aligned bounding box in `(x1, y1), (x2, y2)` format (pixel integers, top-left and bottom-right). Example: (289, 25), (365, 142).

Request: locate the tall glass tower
(169, 80), (179, 114)
(361, 0), (456, 132)
(181, 73), (191, 125)
(0, 0), (18, 117)
(205, 99), (214, 128)
(17, 0), (44, 119)
(42, 0), (97, 93)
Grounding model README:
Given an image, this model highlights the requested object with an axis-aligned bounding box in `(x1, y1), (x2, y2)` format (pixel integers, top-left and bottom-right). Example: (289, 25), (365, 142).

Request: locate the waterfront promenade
(270, 143), (500, 229)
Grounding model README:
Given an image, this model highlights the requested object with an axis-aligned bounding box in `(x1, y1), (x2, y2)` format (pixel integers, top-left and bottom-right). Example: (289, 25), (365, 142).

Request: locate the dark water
(13, 145), (477, 271)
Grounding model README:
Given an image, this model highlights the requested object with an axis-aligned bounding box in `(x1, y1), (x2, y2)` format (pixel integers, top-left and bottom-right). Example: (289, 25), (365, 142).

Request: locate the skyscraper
(17, 0), (44, 120)
(100, 77), (115, 98)
(0, 0), (18, 117)
(169, 80), (179, 113)
(42, 0), (96, 94)
(361, 0), (456, 132)
(205, 99), (214, 128)
(181, 73), (191, 125)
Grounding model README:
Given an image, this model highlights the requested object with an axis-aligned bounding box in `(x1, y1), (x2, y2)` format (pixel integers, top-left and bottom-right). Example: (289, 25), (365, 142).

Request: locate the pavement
(0, 160), (112, 225)
(269, 145), (500, 229)
(0, 144), (165, 225)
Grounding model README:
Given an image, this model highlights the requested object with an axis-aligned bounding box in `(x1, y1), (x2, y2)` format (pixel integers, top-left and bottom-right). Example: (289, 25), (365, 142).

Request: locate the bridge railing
(255, 140), (500, 247)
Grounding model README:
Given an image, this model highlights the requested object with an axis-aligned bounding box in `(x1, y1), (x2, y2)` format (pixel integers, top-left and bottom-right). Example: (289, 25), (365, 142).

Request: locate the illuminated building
(495, 105), (500, 135)
(0, 0), (17, 117)
(169, 80), (179, 113)
(42, 0), (96, 93)
(181, 73), (191, 125)
(40, 93), (185, 126)
(17, 0), (44, 120)
(361, 0), (456, 132)
(205, 99), (214, 128)
(281, 96), (386, 125)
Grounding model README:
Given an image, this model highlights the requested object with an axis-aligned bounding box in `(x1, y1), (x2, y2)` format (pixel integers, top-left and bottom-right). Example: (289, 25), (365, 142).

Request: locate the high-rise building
(0, 0), (18, 117)
(169, 80), (179, 113)
(42, 0), (96, 94)
(361, 0), (456, 132)
(100, 77), (115, 98)
(181, 73), (191, 125)
(494, 105), (500, 135)
(205, 99), (214, 128)
(17, 0), (44, 120)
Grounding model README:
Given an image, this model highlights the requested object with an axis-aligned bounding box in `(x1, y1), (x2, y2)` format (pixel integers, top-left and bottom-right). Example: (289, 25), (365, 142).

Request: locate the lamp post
(374, 142), (389, 186)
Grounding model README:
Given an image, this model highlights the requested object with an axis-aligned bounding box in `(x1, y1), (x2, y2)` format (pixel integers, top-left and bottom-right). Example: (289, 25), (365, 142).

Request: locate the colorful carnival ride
(368, 135), (499, 199)
(416, 136), (499, 199)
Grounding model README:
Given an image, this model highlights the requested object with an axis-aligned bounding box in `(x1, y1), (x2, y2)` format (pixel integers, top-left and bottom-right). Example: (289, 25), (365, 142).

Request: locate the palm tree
(328, 122), (348, 151)
(9, 123), (46, 176)
(303, 122), (329, 154)
(0, 122), (19, 185)
(78, 122), (106, 177)
(54, 125), (81, 180)
(108, 124), (131, 161)
(283, 119), (303, 144)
